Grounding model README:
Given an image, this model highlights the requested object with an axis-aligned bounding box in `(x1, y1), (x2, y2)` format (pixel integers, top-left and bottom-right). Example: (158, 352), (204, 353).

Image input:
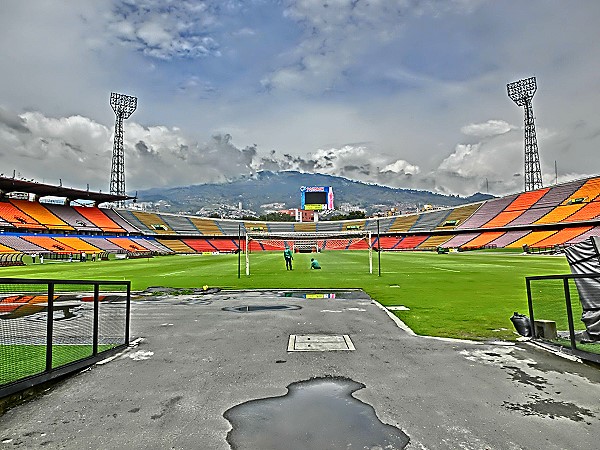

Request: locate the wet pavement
(1, 288), (600, 449)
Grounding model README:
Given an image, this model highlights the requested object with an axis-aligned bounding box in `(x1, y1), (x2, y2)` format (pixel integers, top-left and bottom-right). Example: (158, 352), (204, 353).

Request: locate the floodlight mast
(507, 77), (543, 192)
(109, 92), (137, 204)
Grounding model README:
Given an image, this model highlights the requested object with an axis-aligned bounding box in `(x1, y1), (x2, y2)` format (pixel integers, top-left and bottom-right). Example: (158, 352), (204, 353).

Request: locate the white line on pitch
(432, 267), (460, 272)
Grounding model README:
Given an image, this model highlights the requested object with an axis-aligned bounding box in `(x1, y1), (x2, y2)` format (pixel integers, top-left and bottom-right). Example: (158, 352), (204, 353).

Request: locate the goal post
(245, 231), (372, 275)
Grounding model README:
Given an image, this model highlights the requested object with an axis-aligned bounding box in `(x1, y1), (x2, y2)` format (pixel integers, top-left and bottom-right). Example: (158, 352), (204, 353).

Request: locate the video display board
(300, 186), (334, 210)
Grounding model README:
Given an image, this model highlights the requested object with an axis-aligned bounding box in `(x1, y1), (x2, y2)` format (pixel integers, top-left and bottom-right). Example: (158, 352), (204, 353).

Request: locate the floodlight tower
(109, 92), (137, 202)
(507, 76), (543, 191)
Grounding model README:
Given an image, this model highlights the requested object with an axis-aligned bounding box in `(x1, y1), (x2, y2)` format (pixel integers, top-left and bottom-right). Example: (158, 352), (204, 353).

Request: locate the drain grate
(288, 334), (355, 352)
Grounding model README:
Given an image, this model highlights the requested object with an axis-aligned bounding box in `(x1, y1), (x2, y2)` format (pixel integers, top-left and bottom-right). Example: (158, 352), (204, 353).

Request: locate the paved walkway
(1, 289), (600, 449)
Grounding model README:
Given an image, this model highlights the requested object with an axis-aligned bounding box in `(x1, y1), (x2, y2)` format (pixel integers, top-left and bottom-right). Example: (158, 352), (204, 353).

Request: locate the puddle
(224, 377), (409, 450)
(222, 305), (302, 313)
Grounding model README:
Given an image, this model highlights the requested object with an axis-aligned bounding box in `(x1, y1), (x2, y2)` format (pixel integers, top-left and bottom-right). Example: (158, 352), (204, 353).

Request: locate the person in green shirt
(310, 258), (321, 269)
(284, 246), (293, 270)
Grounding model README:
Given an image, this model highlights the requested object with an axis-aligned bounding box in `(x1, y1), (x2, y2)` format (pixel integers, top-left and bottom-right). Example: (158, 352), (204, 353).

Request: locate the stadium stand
(10, 200), (73, 230)
(535, 203), (588, 224)
(182, 239), (217, 252)
(456, 195), (518, 229)
(0, 235), (47, 252)
(531, 226), (593, 248)
(315, 221), (343, 232)
(410, 209), (452, 232)
(418, 234), (454, 248)
(488, 230), (531, 248)
(213, 219), (241, 235)
(441, 233), (481, 248)
(505, 207), (554, 226)
(396, 235), (429, 249)
(388, 214), (419, 232)
(3, 175), (600, 258)
(114, 210), (155, 234)
(160, 214), (200, 234)
(73, 206), (125, 232)
(375, 236), (401, 250)
(347, 239), (370, 250)
(463, 231), (505, 248)
(54, 237), (102, 253)
(45, 204), (102, 232)
(108, 237), (152, 252)
(435, 203), (482, 230)
(208, 239), (240, 252)
(530, 179), (585, 209)
(481, 189), (549, 228)
(294, 222), (316, 232)
(508, 230), (558, 248)
(561, 200), (600, 223)
(138, 239), (174, 253)
(268, 222), (295, 233)
(363, 218), (383, 232)
(0, 242), (17, 253)
(566, 226), (600, 244)
(103, 209), (141, 233)
(564, 177), (600, 203)
(22, 236), (78, 253)
(0, 201), (45, 229)
(189, 217), (224, 235)
(245, 221), (269, 232)
(131, 211), (175, 234)
(343, 220), (366, 231)
(80, 237), (127, 252)
(371, 216), (394, 233)
(155, 238), (194, 253)
(534, 178), (600, 225)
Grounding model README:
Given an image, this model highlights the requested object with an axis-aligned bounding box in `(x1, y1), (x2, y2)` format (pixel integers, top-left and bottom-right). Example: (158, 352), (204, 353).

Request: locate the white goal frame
(245, 231), (373, 275)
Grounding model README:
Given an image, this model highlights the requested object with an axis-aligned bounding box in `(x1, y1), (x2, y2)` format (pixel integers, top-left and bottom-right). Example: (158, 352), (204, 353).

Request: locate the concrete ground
(1, 289), (600, 449)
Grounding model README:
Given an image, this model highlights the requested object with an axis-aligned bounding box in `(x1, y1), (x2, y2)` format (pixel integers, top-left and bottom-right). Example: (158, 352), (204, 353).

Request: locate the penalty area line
(431, 267), (460, 273)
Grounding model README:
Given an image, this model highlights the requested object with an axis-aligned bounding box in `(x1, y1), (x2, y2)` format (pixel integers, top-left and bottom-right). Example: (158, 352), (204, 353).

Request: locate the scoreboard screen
(300, 186), (334, 210)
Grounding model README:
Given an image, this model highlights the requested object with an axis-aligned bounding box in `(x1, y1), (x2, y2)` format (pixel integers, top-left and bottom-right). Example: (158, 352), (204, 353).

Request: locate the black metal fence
(525, 273), (600, 364)
(0, 278), (130, 398)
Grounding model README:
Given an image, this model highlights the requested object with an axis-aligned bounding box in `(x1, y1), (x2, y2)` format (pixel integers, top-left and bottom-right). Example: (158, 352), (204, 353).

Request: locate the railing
(525, 273), (600, 364)
(0, 278), (131, 398)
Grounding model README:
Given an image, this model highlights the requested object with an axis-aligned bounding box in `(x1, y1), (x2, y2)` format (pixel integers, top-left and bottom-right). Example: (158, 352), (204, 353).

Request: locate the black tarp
(564, 236), (600, 340)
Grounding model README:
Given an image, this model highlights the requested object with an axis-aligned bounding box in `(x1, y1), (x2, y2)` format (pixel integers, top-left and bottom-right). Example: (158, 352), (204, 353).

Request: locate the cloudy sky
(1, 0), (600, 197)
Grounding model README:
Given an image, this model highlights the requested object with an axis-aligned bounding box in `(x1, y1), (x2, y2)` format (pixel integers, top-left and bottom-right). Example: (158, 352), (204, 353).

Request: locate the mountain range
(134, 171), (494, 215)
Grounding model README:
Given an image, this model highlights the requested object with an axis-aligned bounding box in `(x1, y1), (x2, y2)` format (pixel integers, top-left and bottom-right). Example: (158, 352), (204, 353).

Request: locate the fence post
(563, 278), (577, 350)
(125, 282), (131, 345)
(93, 283), (100, 356)
(45, 283), (55, 372)
(525, 278), (536, 338)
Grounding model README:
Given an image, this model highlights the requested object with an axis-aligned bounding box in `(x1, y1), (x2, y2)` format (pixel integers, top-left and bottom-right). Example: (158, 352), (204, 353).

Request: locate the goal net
(245, 231), (373, 275)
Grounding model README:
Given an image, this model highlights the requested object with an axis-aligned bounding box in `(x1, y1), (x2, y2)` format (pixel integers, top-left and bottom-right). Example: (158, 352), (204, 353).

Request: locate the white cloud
(106, 0), (221, 59)
(461, 120), (513, 138)
(382, 160), (420, 175)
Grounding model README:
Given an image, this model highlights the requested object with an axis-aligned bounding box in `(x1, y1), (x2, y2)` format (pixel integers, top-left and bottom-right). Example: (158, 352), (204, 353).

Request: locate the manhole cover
(288, 334), (355, 352)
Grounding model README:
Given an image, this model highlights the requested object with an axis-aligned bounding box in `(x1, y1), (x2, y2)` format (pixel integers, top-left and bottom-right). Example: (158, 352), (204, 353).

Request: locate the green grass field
(0, 344), (116, 385)
(0, 250), (579, 341)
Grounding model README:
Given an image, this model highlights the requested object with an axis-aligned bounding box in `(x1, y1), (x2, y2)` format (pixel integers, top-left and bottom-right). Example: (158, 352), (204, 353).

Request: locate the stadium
(2, 166), (600, 448)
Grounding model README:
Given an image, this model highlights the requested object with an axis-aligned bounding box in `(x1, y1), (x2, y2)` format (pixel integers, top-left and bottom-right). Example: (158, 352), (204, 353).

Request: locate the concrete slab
(288, 334), (355, 351)
(1, 288), (600, 449)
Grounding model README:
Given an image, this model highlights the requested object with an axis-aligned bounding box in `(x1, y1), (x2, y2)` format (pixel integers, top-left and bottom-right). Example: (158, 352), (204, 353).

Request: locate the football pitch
(1, 249), (576, 341)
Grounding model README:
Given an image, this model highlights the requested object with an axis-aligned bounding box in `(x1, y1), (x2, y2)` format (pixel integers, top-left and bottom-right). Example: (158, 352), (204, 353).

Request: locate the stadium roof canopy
(0, 176), (134, 204)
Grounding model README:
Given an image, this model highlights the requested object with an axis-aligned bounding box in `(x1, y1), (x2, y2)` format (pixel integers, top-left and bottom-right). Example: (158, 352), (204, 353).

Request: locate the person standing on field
(284, 245), (293, 270)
